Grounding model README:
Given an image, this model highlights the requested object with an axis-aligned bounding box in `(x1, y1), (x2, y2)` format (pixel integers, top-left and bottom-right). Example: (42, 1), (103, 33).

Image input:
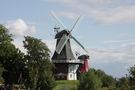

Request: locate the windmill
(51, 11), (89, 80)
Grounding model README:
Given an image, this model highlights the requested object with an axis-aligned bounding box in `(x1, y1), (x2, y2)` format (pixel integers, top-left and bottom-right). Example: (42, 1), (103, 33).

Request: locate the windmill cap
(78, 54), (89, 60)
(55, 30), (70, 38)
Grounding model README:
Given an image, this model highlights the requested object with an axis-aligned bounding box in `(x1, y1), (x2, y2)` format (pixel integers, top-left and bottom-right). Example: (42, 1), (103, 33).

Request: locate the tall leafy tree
(129, 65), (135, 90)
(0, 24), (12, 64)
(116, 77), (130, 90)
(0, 24), (26, 85)
(95, 69), (116, 88)
(0, 64), (4, 83)
(23, 36), (55, 90)
(78, 69), (102, 90)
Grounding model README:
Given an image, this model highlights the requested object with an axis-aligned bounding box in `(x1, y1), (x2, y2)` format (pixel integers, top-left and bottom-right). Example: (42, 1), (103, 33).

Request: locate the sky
(0, 0), (135, 78)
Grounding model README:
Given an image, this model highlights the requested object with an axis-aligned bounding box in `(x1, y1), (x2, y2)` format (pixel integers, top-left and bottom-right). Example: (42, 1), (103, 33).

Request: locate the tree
(78, 69), (102, 90)
(0, 64), (4, 83)
(129, 65), (135, 90)
(23, 36), (55, 90)
(116, 77), (130, 90)
(93, 69), (116, 89)
(0, 24), (27, 85)
(0, 24), (12, 65)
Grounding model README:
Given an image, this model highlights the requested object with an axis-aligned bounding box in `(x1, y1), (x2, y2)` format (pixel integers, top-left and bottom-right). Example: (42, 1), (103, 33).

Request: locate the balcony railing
(52, 60), (83, 64)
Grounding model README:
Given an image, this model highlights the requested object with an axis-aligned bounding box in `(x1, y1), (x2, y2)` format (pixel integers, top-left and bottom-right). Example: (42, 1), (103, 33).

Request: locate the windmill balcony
(52, 60), (83, 64)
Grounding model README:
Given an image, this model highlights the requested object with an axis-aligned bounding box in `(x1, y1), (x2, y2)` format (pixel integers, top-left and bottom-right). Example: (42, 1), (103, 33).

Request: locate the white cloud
(12, 38), (26, 53)
(49, 0), (115, 5)
(84, 0), (114, 4)
(49, 0), (135, 23)
(3, 19), (37, 53)
(92, 5), (135, 23)
(121, 41), (135, 47)
(5, 19), (36, 37)
(103, 40), (133, 44)
(90, 42), (135, 64)
(89, 42), (135, 77)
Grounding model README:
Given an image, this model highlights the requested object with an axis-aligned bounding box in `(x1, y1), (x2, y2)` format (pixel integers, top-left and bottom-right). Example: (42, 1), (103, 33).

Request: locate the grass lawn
(53, 80), (79, 90)
(53, 80), (109, 90)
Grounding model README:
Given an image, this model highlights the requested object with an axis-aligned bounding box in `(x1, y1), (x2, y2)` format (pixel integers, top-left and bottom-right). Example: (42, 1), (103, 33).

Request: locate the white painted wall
(67, 64), (78, 80)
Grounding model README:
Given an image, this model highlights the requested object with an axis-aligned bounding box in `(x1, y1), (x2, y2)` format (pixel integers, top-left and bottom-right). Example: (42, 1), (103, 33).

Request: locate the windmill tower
(51, 12), (88, 80)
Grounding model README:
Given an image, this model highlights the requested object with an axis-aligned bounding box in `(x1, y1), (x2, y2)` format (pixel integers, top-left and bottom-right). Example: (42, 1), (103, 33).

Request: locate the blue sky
(1, 0), (135, 78)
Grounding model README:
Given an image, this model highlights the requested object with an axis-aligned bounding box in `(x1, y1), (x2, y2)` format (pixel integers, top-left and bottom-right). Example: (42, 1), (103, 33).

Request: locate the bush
(78, 69), (102, 90)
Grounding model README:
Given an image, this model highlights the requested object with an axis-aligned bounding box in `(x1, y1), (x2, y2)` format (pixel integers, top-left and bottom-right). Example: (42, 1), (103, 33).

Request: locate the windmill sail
(55, 16), (81, 54)
(51, 11), (67, 29)
(71, 36), (88, 53)
(56, 34), (69, 54)
(70, 16), (81, 32)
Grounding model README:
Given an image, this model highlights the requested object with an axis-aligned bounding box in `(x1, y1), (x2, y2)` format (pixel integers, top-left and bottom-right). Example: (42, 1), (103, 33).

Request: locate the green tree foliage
(103, 75), (116, 90)
(92, 69), (116, 89)
(0, 64), (4, 83)
(23, 36), (55, 90)
(116, 77), (130, 90)
(0, 24), (12, 63)
(78, 68), (118, 90)
(0, 24), (26, 85)
(0, 24), (12, 42)
(78, 69), (102, 90)
(129, 65), (135, 90)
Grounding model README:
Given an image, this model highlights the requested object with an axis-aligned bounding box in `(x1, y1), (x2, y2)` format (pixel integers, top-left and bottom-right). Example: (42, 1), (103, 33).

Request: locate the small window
(70, 74), (72, 78)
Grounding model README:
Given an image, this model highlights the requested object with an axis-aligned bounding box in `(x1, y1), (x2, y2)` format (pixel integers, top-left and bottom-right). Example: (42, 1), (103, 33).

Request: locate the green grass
(53, 80), (109, 90)
(53, 80), (79, 90)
